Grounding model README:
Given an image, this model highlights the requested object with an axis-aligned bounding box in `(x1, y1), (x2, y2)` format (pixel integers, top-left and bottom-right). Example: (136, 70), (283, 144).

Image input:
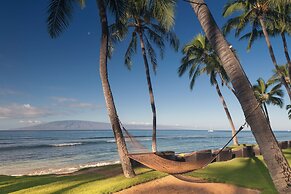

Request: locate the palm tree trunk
(190, 1), (291, 193)
(138, 32), (157, 152)
(258, 17), (291, 101)
(263, 103), (270, 124)
(281, 32), (291, 83)
(213, 78), (238, 146)
(97, 0), (135, 178)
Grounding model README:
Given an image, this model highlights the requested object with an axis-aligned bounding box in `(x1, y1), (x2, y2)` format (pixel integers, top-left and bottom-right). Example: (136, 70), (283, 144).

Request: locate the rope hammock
(120, 103), (260, 174)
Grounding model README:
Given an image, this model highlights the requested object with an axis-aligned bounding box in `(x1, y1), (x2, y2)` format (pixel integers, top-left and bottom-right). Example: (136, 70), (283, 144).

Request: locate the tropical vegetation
(179, 34), (239, 145)
(44, 0), (291, 193)
(222, 0), (291, 101)
(189, 0), (291, 192)
(2, 149), (291, 194)
(253, 77), (284, 123)
(110, 0), (179, 152)
(47, 0), (135, 178)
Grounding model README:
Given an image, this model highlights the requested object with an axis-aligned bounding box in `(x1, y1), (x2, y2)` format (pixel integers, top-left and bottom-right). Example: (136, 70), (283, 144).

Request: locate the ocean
(0, 129), (290, 176)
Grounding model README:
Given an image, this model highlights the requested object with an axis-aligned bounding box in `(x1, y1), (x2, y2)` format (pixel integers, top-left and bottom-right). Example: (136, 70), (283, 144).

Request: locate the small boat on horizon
(208, 129), (214, 133)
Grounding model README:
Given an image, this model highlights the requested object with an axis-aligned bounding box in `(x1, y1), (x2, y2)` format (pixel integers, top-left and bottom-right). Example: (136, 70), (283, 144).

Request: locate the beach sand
(116, 175), (261, 194)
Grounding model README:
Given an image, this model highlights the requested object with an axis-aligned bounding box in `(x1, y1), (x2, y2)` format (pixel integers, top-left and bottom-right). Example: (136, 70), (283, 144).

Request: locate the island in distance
(12, 120), (186, 130)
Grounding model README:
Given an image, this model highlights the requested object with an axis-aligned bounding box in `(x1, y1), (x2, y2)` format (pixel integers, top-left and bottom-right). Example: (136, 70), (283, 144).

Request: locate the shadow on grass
(0, 175), (57, 193)
(50, 178), (102, 194)
(187, 157), (277, 194)
(0, 174), (103, 194)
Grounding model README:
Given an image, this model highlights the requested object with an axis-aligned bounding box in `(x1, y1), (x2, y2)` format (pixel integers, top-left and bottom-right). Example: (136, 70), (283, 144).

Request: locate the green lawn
(1, 149), (291, 194)
(0, 166), (166, 194)
(187, 149), (291, 194)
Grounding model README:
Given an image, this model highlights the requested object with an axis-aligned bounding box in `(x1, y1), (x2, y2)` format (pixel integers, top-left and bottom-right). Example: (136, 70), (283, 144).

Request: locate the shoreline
(3, 140), (290, 177)
(1, 160), (121, 177)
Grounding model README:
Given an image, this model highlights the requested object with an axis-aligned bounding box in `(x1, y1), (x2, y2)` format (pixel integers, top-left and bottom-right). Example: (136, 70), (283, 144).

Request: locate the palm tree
(111, 0), (179, 152)
(189, 0), (291, 192)
(274, 4), (291, 79)
(47, 0), (135, 178)
(179, 34), (239, 146)
(253, 78), (284, 123)
(271, 64), (290, 86)
(223, 0), (291, 101)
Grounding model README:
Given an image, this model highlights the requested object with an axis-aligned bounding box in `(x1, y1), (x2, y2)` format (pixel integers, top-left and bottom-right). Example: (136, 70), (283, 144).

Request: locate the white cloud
(51, 96), (99, 110)
(51, 96), (77, 103)
(0, 104), (50, 119)
(129, 121), (151, 125)
(23, 104), (31, 108)
(68, 102), (96, 109)
(19, 120), (42, 124)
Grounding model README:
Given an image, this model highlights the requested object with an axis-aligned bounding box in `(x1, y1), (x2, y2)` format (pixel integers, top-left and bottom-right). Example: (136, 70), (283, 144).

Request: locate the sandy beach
(116, 175), (261, 194)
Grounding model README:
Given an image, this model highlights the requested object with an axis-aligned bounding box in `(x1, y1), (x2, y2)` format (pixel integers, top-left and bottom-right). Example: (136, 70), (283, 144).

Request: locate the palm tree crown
(179, 34), (239, 145)
(223, 0), (291, 101)
(112, 0), (179, 71)
(179, 34), (228, 88)
(253, 77), (284, 123)
(253, 78), (284, 107)
(271, 64), (291, 85)
(109, 0), (179, 152)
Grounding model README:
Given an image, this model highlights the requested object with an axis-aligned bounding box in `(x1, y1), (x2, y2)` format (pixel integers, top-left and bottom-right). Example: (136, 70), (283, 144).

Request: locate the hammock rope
(119, 103), (261, 174)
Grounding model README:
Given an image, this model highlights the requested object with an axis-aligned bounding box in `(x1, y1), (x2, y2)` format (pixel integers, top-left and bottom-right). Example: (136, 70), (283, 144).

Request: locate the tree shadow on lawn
(0, 166), (157, 194)
(188, 157), (277, 193)
(0, 174), (103, 194)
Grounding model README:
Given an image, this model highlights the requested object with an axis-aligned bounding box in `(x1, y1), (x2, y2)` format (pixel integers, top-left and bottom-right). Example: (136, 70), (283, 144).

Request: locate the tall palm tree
(179, 34), (239, 146)
(189, 0), (291, 192)
(223, 0), (291, 101)
(111, 0), (179, 152)
(47, 0), (135, 178)
(273, 4), (291, 79)
(253, 78), (284, 123)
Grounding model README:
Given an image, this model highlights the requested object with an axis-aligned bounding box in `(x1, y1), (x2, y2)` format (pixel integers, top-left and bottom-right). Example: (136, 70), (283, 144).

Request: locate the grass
(0, 165), (166, 194)
(187, 148), (291, 194)
(1, 149), (291, 194)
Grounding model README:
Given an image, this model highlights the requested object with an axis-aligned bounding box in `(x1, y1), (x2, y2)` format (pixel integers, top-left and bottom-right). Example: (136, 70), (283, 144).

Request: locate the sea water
(0, 129), (290, 176)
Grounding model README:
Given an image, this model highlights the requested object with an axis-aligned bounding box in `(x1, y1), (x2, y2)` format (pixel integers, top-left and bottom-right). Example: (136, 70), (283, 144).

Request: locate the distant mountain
(12, 120), (183, 130)
(13, 120), (111, 130)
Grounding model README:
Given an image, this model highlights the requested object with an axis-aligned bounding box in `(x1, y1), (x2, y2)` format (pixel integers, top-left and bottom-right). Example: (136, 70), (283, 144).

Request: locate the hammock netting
(121, 123), (216, 174)
(128, 152), (213, 174)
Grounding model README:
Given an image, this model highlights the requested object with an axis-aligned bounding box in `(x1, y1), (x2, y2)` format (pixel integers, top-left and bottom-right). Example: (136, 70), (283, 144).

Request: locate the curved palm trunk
(190, 1), (291, 193)
(263, 103), (270, 124)
(97, 0), (135, 178)
(258, 17), (291, 101)
(281, 32), (291, 82)
(138, 32), (157, 152)
(213, 78), (238, 146)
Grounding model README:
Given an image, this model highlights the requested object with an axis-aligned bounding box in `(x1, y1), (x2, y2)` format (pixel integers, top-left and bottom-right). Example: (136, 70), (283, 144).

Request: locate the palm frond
(223, 1), (245, 17)
(144, 26), (165, 59)
(47, 0), (75, 38)
(124, 32), (137, 70)
(106, 0), (126, 23)
(148, 0), (176, 30)
(144, 35), (158, 74)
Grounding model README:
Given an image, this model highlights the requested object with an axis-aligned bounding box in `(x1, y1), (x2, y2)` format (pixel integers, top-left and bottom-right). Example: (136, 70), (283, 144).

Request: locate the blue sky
(0, 0), (290, 130)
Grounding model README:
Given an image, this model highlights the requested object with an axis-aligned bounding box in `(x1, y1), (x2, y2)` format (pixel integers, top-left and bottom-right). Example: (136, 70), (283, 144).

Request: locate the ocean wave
(0, 140), (112, 151)
(82, 135), (150, 140)
(51, 143), (83, 147)
(158, 135), (228, 140)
